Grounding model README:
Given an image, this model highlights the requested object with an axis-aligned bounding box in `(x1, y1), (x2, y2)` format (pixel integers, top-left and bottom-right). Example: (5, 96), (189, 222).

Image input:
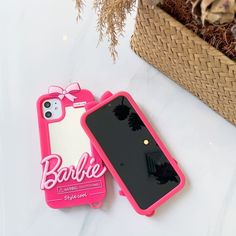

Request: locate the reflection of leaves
(113, 97), (130, 120)
(154, 163), (179, 184)
(113, 104), (130, 120)
(128, 112), (144, 131)
(112, 97), (144, 131)
(146, 155), (179, 184)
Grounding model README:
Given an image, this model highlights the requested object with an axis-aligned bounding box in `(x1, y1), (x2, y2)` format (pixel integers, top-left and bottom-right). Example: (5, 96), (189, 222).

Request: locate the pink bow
(48, 82), (81, 102)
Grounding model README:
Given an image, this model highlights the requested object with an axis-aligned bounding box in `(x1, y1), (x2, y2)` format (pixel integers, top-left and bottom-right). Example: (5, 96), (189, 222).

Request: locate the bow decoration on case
(48, 82), (81, 102)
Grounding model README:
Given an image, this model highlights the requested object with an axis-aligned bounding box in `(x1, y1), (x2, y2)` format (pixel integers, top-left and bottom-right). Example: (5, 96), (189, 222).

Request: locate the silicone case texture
(81, 91), (185, 216)
(37, 83), (106, 209)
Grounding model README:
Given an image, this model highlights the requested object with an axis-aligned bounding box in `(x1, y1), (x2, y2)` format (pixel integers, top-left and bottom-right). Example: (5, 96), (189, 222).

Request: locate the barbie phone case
(81, 91), (185, 216)
(37, 83), (106, 209)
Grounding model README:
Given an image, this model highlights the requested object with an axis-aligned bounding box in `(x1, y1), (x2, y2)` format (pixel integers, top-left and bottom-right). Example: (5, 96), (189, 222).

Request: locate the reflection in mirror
(146, 151), (179, 184)
(128, 112), (144, 131)
(113, 97), (130, 120)
(113, 97), (144, 131)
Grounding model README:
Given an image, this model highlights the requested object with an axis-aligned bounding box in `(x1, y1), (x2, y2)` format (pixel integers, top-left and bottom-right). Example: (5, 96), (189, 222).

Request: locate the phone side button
(173, 158), (178, 165)
(100, 91), (113, 101)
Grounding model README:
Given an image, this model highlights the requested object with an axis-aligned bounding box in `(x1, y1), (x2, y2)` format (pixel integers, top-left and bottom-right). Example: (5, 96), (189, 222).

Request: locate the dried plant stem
(76, 0), (135, 61)
(94, 0), (136, 61)
(75, 0), (85, 21)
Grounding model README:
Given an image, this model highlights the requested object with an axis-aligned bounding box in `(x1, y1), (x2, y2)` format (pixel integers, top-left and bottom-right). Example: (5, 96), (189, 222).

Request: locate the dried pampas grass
(76, 0), (135, 61)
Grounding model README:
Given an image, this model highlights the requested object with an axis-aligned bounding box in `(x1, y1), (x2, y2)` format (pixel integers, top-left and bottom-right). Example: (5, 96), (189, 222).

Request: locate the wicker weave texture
(131, 3), (236, 125)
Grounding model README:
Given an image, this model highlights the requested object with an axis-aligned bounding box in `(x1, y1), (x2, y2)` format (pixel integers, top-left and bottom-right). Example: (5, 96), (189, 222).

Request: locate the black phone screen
(86, 96), (180, 209)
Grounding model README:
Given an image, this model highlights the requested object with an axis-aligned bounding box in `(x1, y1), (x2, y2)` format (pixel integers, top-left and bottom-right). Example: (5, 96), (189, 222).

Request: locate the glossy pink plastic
(37, 83), (106, 209)
(81, 91), (185, 216)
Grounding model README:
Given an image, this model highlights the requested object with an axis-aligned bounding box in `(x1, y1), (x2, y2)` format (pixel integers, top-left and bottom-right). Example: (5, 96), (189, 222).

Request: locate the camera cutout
(42, 99), (62, 120)
(44, 101), (51, 108)
(45, 111), (52, 118)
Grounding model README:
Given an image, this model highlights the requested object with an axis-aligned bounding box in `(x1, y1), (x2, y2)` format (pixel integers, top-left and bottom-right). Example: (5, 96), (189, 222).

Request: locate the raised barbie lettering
(40, 152), (106, 190)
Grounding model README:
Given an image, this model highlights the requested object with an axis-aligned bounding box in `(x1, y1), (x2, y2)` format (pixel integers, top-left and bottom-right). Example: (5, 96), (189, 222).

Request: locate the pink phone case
(81, 91), (185, 216)
(37, 83), (106, 209)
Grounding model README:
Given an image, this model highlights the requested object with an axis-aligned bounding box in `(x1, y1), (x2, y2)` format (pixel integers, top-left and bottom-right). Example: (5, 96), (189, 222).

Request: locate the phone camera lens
(44, 101), (51, 108)
(45, 111), (52, 118)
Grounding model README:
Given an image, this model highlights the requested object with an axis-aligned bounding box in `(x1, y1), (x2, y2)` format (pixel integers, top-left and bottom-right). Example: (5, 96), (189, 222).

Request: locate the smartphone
(37, 84), (106, 208)
(81, 91), (185, 216)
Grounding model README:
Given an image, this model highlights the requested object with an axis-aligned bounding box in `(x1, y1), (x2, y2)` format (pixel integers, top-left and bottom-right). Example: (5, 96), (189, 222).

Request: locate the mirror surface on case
(86, 96), (180, 209)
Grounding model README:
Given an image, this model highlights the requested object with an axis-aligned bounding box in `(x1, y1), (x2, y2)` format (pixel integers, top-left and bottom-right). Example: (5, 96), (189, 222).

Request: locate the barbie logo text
(40, 153), (106, 190)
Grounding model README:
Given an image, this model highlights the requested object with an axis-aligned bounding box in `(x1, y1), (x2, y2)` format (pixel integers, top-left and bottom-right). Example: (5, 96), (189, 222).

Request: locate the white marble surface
(1, 0), (236, 236)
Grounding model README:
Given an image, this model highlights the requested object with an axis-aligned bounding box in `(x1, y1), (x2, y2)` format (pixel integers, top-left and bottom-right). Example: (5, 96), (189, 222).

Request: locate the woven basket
(131, 1), (236, 125)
